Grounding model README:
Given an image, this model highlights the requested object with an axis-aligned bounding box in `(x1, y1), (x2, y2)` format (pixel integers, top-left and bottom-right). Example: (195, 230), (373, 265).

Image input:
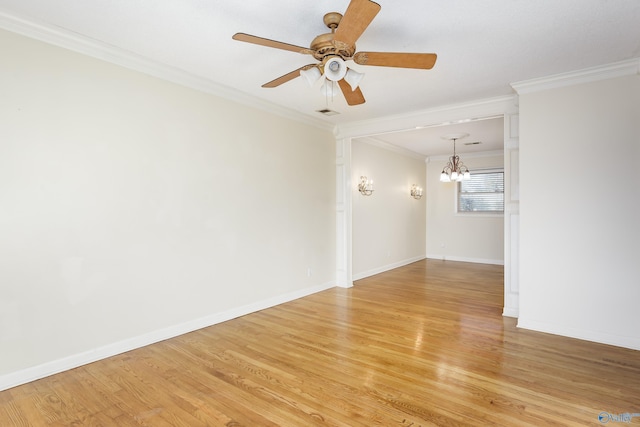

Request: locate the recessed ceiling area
(363, 116), (504, 157)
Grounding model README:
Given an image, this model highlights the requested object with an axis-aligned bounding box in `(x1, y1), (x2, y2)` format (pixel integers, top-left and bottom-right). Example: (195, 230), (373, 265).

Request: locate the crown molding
(511, 58), (640, 95)
(0, 10), (333, 132)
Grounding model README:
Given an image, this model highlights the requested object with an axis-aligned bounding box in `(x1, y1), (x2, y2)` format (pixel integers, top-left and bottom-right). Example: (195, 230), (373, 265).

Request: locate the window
(457, 170), (504, 213)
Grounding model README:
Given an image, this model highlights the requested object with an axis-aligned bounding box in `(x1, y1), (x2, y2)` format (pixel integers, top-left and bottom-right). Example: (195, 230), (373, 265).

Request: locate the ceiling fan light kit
(232, 0), (437, 106)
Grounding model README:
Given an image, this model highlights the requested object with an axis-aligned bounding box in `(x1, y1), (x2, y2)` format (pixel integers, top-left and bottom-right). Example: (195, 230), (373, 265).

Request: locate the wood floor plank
(1, 259), (639, 426)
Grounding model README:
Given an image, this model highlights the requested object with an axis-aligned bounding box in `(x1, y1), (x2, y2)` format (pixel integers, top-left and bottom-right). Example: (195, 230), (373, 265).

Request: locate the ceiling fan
(232, 0), (437, 106)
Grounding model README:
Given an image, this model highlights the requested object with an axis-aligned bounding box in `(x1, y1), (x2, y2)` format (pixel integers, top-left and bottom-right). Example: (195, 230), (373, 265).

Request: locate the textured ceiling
(1, 0), (639, 155)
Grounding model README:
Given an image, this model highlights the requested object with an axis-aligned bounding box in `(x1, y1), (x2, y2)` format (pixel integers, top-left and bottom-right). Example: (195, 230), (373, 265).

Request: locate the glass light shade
(450, 171), (459, 181)
(440, 172), (450, 182)
(344, 68), (364, 91)
(463, 171), (471, 180)
(324, 57), (347, 81)
(300, 67), (321, 87)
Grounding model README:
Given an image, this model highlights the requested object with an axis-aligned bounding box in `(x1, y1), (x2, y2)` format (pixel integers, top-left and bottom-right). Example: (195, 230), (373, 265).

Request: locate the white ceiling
(1, 0), (639, 156)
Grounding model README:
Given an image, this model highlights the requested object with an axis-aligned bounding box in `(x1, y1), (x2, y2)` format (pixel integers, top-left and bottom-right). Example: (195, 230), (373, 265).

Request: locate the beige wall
(351, 139), (426, 279)
(426, 153), (505, 264)
(518, 74), (640, 350)
(0, 29), (336, 384)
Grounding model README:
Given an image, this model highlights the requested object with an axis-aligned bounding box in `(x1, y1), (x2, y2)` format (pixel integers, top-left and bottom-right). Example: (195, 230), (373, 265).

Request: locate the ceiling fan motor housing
(310, 33), (355, 61)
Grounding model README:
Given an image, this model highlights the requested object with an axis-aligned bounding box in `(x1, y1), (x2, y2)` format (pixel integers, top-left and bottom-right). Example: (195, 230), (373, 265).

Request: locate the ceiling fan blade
(354, 52), (437, 69)
(334, 0), (381, 47)
(262, 64), (317, 88)
(338, 79), (365, 105)
(232, 33), (314, 55)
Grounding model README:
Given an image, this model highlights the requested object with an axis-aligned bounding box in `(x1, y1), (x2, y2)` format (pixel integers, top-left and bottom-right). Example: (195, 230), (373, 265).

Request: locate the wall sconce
(410, 184), (423, 199)
(358, 176), (374, 196)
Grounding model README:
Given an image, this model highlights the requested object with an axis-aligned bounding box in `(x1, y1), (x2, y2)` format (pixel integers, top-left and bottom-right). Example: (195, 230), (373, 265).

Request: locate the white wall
(351, 139), (426, 279)
(0, 29), (336, 387)
(425, 153), (504, 264)
(517, 73), (640, 350)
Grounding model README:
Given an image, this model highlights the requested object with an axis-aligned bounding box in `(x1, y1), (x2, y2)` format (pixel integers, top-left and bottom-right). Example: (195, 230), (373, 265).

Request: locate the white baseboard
(426, 254), (504, 265)
(502, 307), (519, 318)
(352, 256), (425, 281)
(0, 281), (335, 392)
(503, 293), (519, 318)
(517, 318), (640, 351)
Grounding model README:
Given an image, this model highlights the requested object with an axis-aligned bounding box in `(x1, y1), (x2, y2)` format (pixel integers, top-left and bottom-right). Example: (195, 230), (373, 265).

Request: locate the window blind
(458, 171), (504, 213)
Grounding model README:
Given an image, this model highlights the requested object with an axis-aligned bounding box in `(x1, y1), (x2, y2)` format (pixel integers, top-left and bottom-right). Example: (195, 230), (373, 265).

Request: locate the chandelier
(440, 133), (471, 183)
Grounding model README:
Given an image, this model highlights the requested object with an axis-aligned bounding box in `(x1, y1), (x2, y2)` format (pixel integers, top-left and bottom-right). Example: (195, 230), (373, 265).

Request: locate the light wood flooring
(1, 259), (639, 426)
